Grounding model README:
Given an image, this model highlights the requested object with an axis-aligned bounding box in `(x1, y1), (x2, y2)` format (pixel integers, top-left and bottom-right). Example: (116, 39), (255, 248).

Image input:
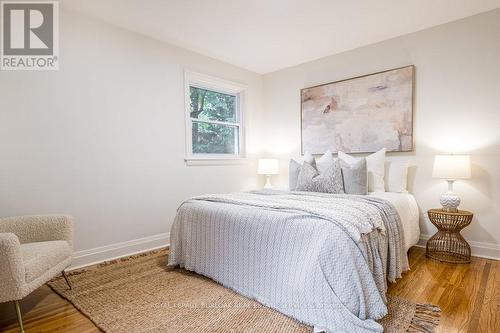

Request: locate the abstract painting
(301, 65), (414, 154)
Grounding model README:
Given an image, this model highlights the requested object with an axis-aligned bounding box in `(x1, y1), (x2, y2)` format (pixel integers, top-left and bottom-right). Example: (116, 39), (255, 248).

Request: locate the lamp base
(263, 175), (273, 190)
(440, 192), (460, 212)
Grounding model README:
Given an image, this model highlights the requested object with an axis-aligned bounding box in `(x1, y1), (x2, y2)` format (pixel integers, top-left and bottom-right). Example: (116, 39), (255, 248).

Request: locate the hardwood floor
(0, 247), (498, 332)
(388, 248), (499, 333)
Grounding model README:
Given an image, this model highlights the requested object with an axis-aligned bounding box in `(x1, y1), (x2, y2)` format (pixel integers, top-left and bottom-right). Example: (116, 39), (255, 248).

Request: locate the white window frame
(184, 70), (247, 165)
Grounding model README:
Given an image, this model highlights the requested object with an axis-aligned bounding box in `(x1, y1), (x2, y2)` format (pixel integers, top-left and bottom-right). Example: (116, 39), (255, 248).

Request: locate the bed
(168, 190), (420, 333)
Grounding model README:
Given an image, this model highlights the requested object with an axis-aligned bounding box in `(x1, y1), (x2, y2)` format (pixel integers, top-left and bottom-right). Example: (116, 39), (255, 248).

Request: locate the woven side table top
(427, 209), (473, 264)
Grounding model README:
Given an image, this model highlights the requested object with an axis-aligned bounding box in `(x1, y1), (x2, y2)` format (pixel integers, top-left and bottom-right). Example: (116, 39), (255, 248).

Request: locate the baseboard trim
(69, 233), (170, 270)
(416, 234), (500, 260)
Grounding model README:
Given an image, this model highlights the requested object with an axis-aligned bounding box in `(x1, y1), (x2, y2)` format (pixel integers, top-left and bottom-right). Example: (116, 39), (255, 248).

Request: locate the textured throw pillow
(338, 148), (386, 192)
(340, 158), (368, 195)
(385, 161), (409, 193)
(289, 152), (315, 190)
(295, 160), (344, 194)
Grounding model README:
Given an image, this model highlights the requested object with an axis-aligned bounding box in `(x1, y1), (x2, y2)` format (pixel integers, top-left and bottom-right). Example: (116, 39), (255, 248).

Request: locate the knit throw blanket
(169, 190), (408, 332)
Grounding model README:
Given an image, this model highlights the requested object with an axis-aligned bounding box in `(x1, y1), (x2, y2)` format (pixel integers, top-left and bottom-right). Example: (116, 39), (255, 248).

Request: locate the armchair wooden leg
(62, 270), (73, 290)
(14, 300), (25, 333)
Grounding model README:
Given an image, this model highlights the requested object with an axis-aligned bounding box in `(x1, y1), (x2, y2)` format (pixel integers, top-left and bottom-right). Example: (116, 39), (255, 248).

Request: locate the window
(185, 71), (245, 162)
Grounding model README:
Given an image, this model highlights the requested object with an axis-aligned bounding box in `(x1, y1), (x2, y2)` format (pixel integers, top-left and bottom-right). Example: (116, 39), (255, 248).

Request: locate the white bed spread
(369, 192), (420, 251)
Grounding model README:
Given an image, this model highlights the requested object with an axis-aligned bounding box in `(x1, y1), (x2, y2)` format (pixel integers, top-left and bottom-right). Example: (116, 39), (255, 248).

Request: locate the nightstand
(426, 209), (473, 263)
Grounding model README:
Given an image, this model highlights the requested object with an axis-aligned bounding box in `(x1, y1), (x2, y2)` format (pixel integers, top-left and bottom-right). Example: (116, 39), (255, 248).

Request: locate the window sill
(184, 157), (248, 166)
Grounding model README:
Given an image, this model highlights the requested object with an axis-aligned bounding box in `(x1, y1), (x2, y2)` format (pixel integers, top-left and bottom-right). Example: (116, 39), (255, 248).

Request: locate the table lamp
(432, 155), (471, 212)
(257, 158), (279, 189)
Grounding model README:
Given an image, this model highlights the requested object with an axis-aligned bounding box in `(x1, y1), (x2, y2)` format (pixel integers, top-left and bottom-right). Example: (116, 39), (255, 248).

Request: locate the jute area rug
(48, 249), (440, 333)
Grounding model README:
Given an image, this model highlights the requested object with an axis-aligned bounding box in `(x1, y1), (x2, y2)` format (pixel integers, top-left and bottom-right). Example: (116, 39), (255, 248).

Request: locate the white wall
(0, 10), (265, 258)
(1, 8), (499, 262)
(262, 9), (500, 257)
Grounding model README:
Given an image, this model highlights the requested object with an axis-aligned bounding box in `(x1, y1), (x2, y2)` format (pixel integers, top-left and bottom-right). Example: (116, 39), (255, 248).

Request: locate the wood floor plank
(467, 262), (491, 332)
(477, 259), (500, 333)
(0, 247), (498, 332)
(434, 259), (483, 332)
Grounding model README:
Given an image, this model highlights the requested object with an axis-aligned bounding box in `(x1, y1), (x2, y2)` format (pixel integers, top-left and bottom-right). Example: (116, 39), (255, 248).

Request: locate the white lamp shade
(432, 155), (471, 179)
(257, 158), (279, 175)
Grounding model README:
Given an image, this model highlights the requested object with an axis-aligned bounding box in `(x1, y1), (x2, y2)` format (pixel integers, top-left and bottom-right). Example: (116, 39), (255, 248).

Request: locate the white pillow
(316, 150), (335, 174)
(302, 152), (315, 165)
(338, 148), (386, 192)
(385, 161), (409, 193)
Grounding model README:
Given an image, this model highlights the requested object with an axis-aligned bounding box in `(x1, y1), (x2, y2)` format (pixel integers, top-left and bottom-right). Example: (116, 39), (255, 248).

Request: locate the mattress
(369, 192), (420, 251)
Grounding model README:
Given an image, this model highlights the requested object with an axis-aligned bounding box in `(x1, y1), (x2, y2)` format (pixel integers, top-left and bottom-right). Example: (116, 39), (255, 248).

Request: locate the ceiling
(61, 0), (500, 74)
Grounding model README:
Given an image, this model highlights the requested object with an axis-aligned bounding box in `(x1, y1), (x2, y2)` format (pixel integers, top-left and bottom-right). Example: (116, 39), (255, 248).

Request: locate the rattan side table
(426, 209), (473, 263)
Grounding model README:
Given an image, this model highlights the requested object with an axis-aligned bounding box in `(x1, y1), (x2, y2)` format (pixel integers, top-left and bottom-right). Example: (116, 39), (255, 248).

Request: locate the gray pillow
(295, 160), (344, 194)
(340, 158), (368, 195)
(289, 154), (316, 190)
(289, 159), (301, 190)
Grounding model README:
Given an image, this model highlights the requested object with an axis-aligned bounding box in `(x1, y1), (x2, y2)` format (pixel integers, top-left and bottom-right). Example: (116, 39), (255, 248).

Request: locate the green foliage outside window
(190, 86), (239, 154)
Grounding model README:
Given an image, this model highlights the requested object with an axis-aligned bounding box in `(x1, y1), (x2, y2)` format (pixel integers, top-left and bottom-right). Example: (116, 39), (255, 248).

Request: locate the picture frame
(300, 65), (415, 154)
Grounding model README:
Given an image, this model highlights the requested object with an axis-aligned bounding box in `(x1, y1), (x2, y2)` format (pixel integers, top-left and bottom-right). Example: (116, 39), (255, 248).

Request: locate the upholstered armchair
(0, 215), (74, 333)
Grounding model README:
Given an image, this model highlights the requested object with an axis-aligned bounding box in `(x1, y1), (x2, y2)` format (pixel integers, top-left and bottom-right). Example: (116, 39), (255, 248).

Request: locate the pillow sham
(295, 159), (344, 194)
(385, 161), (409, 193)
(338, 148), (386, 192)
(288, 152), (316, 191)
(316, 150), (335, 175)
(288, 152), (316, 190)
(340, 158), (368, 195)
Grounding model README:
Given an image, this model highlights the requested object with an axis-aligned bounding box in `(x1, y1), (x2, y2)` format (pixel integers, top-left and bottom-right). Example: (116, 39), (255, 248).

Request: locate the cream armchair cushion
(0, 215), (74, 303)
(21, 240), (72, 283)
